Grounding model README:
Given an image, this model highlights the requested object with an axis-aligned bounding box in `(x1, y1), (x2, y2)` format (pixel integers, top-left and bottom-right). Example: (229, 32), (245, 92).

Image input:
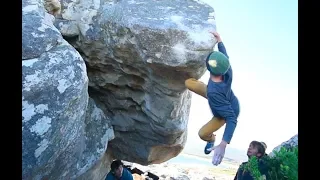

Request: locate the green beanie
(206, 51), (230, 76)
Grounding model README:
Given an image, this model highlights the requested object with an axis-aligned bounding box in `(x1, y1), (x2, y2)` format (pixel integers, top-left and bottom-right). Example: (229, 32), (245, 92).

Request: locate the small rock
(169, 174), (190, 180)
(203, 177), (215, 180)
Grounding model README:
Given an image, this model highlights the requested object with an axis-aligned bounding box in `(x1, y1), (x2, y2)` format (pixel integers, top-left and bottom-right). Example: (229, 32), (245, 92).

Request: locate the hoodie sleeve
(208, 92), (238, 143)
(217, 42), (233, 85)
(217, 42), (229, 58)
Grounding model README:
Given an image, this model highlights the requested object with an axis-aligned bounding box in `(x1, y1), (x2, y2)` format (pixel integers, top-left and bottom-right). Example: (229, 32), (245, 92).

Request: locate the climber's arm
(210, 31), (229, 58)
(217, 42), (229, 59)
(208, 92), (238, 144)
(217, 41), (233, 84)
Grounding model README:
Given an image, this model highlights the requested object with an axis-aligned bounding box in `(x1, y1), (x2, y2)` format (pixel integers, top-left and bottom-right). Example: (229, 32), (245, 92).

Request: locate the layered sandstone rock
(22, 0), (217, 179)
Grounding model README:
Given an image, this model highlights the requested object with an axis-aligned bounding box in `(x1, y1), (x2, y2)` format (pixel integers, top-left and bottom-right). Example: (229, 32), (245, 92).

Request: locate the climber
(184, 31), (240, 166)
(105, 160), (134, 180)
(234, 141), (270, 180)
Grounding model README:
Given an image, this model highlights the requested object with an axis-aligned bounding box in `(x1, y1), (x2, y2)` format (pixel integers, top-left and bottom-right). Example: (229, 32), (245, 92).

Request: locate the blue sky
(184, 0), (298, 152)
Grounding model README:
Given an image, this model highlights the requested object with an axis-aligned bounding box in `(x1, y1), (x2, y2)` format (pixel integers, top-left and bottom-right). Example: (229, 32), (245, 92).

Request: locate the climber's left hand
(210, 141), (227, 166)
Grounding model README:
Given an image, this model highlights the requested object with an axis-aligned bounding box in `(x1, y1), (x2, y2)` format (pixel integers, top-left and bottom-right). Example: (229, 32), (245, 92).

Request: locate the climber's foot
(204, 141), (215, 154)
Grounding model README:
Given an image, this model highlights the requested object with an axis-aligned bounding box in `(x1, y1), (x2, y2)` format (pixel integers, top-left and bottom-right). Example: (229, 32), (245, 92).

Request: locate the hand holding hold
(209, 31), (222, 43)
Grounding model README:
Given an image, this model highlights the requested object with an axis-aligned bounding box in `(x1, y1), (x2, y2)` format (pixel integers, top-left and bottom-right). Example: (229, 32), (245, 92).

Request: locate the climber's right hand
(209, 31), (222, 43)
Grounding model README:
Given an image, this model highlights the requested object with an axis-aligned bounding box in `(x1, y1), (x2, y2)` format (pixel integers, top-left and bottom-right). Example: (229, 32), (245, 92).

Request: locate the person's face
(247, 143), (261, 158)
(114, 165), (123, 177)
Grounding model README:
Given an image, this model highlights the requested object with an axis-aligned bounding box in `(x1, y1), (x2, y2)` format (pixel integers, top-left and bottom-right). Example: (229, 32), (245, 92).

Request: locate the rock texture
(269, 134), (298, 156)
(22, 0), (114, 179)
(56, 0), (217, 165)
(22, 0), (217, 179)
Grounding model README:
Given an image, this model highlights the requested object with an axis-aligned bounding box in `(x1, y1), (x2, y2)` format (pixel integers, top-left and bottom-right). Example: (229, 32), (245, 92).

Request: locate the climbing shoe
(204, 141), (215, 154)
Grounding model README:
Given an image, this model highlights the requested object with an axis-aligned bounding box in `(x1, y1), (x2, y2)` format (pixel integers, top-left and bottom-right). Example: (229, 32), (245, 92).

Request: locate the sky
(183, 0), (298, 153)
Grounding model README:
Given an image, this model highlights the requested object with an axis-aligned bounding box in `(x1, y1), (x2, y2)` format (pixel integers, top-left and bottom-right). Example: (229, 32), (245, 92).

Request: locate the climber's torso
(207, 67), (240, 117)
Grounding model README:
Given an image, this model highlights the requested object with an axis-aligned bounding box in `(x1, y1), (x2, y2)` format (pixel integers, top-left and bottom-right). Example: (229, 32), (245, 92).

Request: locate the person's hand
(207, 141), (227, 166)
(209, 31), (222, 43)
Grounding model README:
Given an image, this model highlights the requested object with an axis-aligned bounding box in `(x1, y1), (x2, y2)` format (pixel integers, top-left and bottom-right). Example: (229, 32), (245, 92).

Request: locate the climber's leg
(185, 78), (207, 99)
(198, 117), (226, 154)
(198, 116), (225, 141)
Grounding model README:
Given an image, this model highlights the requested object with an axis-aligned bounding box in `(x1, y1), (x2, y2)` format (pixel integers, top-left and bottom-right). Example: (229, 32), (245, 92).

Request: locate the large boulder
(56, 0), (217, 165)
(22, 0), (114, 179)
(269, 134), (298, 156)
(22, 0), (217, 178)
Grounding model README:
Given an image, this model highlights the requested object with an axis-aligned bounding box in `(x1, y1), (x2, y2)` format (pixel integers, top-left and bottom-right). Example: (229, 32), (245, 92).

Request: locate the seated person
(105, 160), (133, 180)
(234, 141), (269, 180)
